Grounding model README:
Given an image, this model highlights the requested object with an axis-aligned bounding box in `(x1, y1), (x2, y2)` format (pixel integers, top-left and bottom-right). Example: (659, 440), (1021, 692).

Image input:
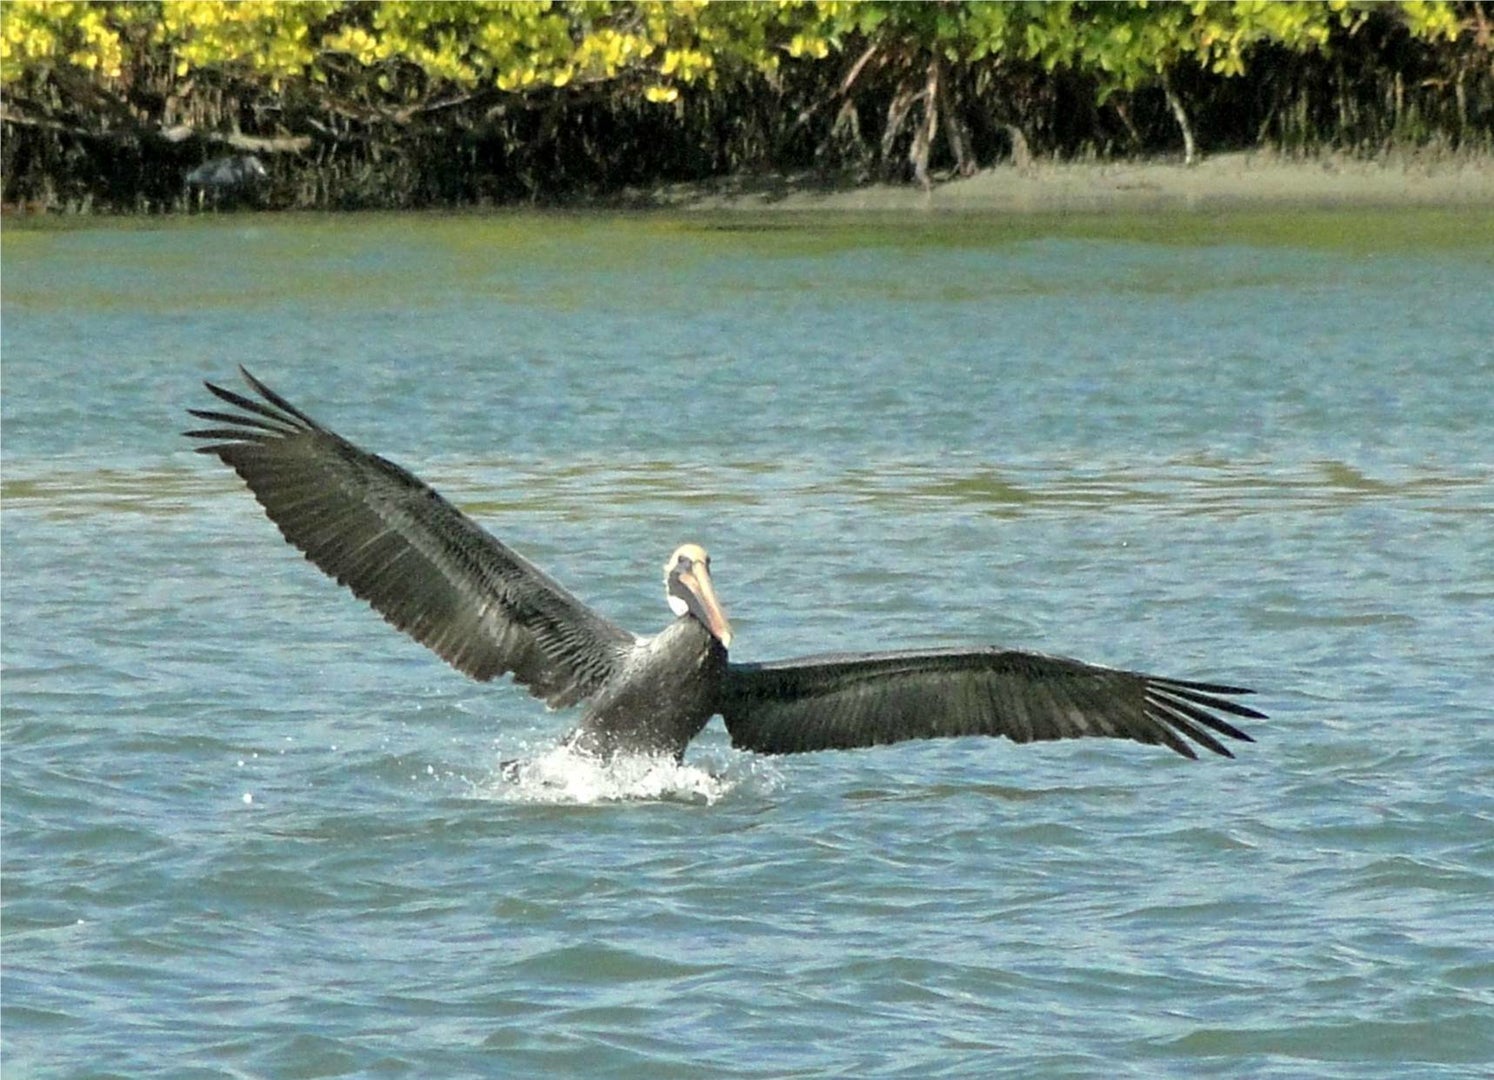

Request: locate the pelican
(186, 369), (1263, 764)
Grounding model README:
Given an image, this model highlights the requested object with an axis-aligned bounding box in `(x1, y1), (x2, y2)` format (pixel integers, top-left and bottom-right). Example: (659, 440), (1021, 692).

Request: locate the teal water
(3, 210), (1492, 1077)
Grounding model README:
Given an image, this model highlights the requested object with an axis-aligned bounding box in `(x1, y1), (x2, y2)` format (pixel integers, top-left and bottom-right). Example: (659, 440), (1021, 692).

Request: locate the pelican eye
(675, 554), (694, 573)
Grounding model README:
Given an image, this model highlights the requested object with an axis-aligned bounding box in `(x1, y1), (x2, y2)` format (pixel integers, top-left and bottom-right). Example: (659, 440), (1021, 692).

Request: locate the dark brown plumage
(187, 368), (1263, 764)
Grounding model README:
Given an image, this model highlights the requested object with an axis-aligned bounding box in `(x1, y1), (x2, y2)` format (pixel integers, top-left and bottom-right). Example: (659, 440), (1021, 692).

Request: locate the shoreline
(640, 150), (1494, 214)
(5, 150), (1494, 220)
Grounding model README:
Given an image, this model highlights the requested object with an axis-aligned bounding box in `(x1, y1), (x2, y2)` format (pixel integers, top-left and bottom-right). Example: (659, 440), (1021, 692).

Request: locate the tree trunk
(935, 59), (977, 177)
(908, 59), (940, 190)
(1002, 124), (1032, 171)
(882, 76), (919, 181)
(1160, 69), (1197, 165)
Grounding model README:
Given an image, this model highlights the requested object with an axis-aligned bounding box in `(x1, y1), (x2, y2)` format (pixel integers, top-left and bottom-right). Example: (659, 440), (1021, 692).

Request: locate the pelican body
(186, 370), (1264, 766)
(566, 564), (728, 759)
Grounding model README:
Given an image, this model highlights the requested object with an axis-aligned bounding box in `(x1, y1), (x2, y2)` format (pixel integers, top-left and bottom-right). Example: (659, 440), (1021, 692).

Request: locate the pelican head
(664, 543), (733, 648)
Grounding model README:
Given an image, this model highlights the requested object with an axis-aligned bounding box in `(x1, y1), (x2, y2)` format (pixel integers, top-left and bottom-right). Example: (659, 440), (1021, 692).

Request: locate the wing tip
(1146, 677), (1263, 759)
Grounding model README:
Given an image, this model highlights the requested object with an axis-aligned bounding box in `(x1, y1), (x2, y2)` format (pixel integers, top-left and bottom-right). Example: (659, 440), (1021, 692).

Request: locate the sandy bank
(649, 151), (1494, 213)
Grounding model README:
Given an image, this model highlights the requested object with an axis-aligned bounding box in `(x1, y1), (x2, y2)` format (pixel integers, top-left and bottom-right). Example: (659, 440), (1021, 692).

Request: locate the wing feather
(720, 647), (1262, 759)
(186, 367), (635, 706)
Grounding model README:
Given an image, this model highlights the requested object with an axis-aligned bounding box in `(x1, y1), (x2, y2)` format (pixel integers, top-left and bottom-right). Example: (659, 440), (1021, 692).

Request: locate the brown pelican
(186, 369), (1263, 764)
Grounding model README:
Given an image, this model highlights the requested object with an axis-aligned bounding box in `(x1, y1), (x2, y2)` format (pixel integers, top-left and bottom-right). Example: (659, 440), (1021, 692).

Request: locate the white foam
(475, 743), (770, 806)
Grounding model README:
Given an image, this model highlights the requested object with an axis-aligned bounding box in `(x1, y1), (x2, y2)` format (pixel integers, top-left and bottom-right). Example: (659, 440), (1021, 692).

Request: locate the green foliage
(1, 1), (141, 78)
(5, 1), (1473, 100)
(1011, 2), (1344, 97)
(0, 1), (832, 97)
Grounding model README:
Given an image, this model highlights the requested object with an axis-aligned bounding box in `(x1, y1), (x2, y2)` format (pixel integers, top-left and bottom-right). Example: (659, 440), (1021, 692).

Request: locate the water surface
(3, 208), (1492, 1077)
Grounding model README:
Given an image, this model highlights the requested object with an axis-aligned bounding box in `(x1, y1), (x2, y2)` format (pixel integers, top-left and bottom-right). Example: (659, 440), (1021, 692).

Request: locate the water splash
(476, 743), (771, 806)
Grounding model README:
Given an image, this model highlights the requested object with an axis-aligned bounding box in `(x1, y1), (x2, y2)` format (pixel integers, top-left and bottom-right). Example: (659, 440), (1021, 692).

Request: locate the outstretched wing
(186, 367), (635, 707)
(720, 648), (1262, 759)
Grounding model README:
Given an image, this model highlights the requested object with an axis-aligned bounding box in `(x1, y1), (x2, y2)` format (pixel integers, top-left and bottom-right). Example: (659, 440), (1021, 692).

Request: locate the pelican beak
(681, 561), (733, 648)
(667, 545), (734, 648)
